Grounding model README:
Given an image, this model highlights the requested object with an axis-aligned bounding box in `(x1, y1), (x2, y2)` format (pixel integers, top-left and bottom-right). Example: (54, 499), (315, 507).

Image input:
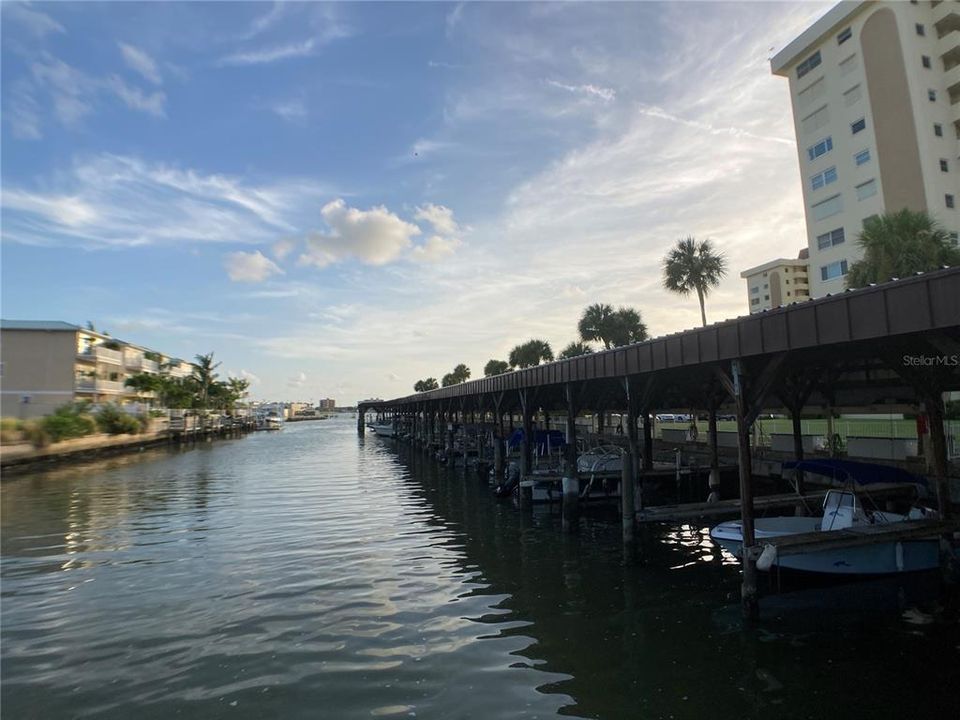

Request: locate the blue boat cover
(782, 459), (927, 487)
(506, 428), (566, 453)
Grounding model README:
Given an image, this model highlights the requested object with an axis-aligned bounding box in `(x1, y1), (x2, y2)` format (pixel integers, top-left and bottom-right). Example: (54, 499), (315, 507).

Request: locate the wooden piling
(732, 360), (758, 620)
(707, 403), (720, 502)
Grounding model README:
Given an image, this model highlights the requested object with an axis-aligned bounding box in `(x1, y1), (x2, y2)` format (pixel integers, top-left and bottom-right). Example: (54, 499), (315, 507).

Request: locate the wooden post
(926, 392), (952, 523)
(622, 379), (637, 557)
(520, 389), (533, 478)
(357, 406), (365, 436)
(597, 408), (604, 438)
(493, 394), (505, 483)
(642, 408), (653, 471)
(791, 406), (805, 496)
(564, 385), (579, 479)
(563, 384), (580, 534)
(708, 402), (720, 502)
(732, 359), (759, 620)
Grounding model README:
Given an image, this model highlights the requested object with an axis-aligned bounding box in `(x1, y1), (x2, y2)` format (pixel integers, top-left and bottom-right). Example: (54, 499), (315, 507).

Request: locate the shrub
(21, 420), (50, 449)
(1, 417), (23, 444)
(95, 404), (142, 435)
(34, 403), (98, 443)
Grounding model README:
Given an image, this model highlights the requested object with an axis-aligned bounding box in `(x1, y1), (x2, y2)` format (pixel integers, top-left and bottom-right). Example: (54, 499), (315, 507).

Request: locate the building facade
(772, 0), (960, 299)
(740, 250), (811, 313)
(1, 320), (196, 419)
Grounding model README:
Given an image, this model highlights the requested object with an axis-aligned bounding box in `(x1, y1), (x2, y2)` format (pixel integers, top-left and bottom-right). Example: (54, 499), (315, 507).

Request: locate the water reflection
(1, 419), (958, 720)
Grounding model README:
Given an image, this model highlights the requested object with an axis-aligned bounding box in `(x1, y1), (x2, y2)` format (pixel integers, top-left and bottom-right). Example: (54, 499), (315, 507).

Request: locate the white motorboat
(710, 460), (940, 575)
(369, 422), (396, 438)
(577, 445), (624, 475)
(259, 414), (283, 431)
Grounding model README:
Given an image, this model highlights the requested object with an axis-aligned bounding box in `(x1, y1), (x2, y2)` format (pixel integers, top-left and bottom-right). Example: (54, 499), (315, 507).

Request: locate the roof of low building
(0, 320), (81, 332)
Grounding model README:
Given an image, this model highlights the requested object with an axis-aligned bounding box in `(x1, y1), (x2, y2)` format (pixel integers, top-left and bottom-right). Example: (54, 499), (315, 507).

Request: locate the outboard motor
(494, 461), (521, 498)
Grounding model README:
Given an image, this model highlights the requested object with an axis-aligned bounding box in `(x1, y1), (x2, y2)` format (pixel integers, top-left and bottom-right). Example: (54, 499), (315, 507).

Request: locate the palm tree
(607, 307), (648, 347)
(225, 377), (250, 410)
(558, 341), (594, 359)
(662, 236), (727, 327)
(509, 339), (554, 369)
(846, 209), (960, 288)
(414, 377), (439, 392)
(192, 352), (221, 411)
(484, 359), (510, 376)
(441, 364), (471, 387)
(578, 303), (616, 349)
(124, 372), (160, 405)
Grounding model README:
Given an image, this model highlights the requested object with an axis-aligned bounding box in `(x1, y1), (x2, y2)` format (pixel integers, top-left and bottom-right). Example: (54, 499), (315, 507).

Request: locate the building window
(922, 55), (931, 69)
(854, 149), (871, 166)
(934, 123), (943, 137)
(839, 54), (858, 77)
(763, 283), (769, 289)
(811, 166), (838, 190)
(812, 194), (843, 221)
(941, 159), (949, 172)
(929, 89), (937, 102)
(750, 298), (759, 306)
(916, 23), (925, 36)
(750, 286), (759, 294)
(863, 214), (879, 228)
(807, 136), (833, 161)
(764, 295), (770, 301)
(797, 78), (826, 110)
(801, 105), (830, 135)
(838, 27), (852, 45)
(844, 84), (862, 106)
(947, 194), (956, 209)
(816, 228), (845, 250)
(797, 50), (822, 79)
(851, 118), (866, 134)
(786, 279), (791, 285)
(821, 259), (849, 281)
(856, 179), (877, 201)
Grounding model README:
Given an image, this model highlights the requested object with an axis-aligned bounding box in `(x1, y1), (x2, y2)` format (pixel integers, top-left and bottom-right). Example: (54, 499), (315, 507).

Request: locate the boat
(576, 445), (624, 474)
(710, 459), (940, 575)
(369, 422), (396, 438)
(258, 413), (283, 431)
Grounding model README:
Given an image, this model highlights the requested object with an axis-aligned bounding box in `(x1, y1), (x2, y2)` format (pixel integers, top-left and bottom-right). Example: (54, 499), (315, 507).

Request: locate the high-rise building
(772, 0), (960, 299)
(740, 249), (811, 313)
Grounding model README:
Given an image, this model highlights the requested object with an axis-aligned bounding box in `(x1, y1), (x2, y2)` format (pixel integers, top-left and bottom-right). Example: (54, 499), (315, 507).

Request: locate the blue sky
(2, 1), (831, 403)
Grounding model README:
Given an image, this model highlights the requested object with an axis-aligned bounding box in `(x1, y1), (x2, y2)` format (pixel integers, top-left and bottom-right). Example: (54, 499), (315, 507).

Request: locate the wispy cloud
(219, 38), (317, 67)
(225, 250), (285, 283)
(2, 2), (65, 37)
(1, 154), (331, 248)
(107, 75), (166, 117)
(546, 79), (616, 102)
(270, 96), (307, 121)
(118, 42), (163, 85)
(237, 1), (286, 41)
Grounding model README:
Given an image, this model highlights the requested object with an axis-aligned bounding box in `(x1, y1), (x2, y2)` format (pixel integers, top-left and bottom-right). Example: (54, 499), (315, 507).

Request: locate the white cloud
(7, 81), (42, 139)
(219, 38), (317, 66)
(272, 238), (296, 260)
(118, 43), (162, 85)
(410, 235), (461, 262)
(1, 154), (331, 248)
(224, 250), (285, 283)
(3, 2), (65, 36)
(30, 53), (95, 126)
(106, 76), (166, 117)
(229, 369), (261, 386)
(414, 203), (460, 236)
(271, 97), (307, 121)
(237, 1), (285, 41)
(287, 371), (307, 388)
(546, 79), (616, 102)
(299, 199), (422, 268)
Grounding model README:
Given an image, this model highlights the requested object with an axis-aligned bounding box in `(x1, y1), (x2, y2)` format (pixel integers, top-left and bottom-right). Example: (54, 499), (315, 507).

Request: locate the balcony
(124, 355), (160, 373)
(75, 378), (126, 394)
(77, 346), (123, 365)
(934, 1), (960, 37)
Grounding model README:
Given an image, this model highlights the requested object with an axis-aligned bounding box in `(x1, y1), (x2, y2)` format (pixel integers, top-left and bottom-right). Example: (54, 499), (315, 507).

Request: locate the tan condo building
(740, 250), (811, 313)
(772, 0), (960, 299)
(0, 320), (195, 419)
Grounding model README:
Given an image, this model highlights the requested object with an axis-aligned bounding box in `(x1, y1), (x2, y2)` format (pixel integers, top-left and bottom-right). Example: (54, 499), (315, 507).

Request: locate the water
(3, 417), (959, 719)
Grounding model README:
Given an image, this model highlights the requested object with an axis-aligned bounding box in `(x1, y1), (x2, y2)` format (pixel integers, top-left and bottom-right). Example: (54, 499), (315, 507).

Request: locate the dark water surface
(3, 418), (959, 719)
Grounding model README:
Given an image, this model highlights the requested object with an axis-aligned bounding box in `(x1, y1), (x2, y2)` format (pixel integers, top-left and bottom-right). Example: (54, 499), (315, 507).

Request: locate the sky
(1, 0), (833, 404)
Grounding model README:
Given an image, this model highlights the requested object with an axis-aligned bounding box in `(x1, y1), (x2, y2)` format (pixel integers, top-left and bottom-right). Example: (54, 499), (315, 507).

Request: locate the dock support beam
(707, 400), (720, 502)
(563, 384), (580, 534)
(732, 359), (758, 620)
(357, 407), (365, 436)
(519, 389), (533, 478)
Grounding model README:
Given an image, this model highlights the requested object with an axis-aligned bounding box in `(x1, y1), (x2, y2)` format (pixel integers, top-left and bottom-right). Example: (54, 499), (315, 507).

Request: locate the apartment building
(772, 0), (960, 299)
(318, 398), (336, 411)
(0, 320), (196, 419)
(740, 250), (811, 313)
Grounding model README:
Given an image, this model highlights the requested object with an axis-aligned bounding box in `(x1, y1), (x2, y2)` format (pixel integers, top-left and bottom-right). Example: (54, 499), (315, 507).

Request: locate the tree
(124, 372), (160, 403)
(578, 303), (616, 349)
(225, 377), (250, 410)
(192, 352), (221, 411)
(662, 236), (727, 327)
(484, 359), (510, 376)
(414, 377), (439, 392)
(846, 209), (960, 288)
(608, 307), (648, 347)
(558, 341), (594, 359)
(441, 364), (471, 387)
(509, 339), (554, 369)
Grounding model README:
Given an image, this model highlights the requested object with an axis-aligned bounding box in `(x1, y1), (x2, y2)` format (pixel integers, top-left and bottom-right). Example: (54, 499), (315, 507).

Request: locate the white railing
(77, 346), (123, 364)
(75, 379), (126, 394)
(124, 356), (160, 373)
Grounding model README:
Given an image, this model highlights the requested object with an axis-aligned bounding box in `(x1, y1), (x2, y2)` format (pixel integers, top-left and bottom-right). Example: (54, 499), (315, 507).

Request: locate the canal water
(2, 417), (959, 719)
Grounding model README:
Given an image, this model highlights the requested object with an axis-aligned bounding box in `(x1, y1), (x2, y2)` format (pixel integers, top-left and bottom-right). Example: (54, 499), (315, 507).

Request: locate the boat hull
(711, 518), (940, 575)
